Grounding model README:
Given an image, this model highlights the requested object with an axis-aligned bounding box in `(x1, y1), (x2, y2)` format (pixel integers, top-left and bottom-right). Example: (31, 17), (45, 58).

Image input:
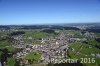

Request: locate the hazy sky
(0, 0), (100, 25)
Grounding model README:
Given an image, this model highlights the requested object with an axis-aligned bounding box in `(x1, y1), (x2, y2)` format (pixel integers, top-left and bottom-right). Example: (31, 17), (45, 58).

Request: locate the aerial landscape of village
(0, 23), (100, 66)
(0, 0), (100, 66)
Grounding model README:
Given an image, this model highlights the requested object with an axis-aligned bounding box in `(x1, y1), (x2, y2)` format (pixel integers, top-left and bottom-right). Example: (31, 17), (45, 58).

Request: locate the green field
(64, 30), (85, 38)
(25, 52), (41, 63)
(68, 41), (100, 66)
(24, 31), (49, 39)
(7, 58), (16, 66)
(69, 42), (83, 51)
(0, 39), (18, 52)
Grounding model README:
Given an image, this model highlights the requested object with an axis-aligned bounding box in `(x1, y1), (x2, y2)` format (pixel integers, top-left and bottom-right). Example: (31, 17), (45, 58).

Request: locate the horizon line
(0, 22), (100, 25)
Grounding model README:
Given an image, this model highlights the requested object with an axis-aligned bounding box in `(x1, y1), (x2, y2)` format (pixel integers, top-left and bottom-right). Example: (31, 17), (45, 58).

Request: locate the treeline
(41, 29), (55, 34)
(0, 25), (80, 30)
(95, 38), (100, 42)
(9, 31), (25, 36)
(95, 38), (100, 49)
(21, 25), (48, 29)
(0, 26), (10, 29)
(86, 28), (100, 33)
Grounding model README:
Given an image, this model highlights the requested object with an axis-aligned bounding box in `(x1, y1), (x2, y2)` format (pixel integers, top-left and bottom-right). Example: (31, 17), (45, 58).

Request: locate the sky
(0, 0), (100, 25)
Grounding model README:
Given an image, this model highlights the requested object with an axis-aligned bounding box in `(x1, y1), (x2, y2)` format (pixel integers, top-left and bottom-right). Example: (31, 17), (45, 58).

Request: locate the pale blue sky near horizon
(0, 0), (100, 25)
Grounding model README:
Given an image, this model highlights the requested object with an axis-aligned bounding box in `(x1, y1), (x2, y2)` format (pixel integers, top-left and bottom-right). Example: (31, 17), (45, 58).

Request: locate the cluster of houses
(8, 31), (99, 65)
(82, 31), (97, 38)
(11, 32), (70, 64)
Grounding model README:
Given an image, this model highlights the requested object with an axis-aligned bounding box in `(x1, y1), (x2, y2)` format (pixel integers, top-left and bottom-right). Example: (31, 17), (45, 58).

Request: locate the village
(11, 32), (69, 65)
(0, 28), (100, 66)
(5, 29), (99, 66)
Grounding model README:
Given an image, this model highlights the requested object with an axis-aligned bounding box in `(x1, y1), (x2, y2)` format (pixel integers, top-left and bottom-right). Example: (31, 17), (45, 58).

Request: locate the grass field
(69, 42), (83, 51)
(24, 31), (49, 39)
(64, 30), (85, 38)
(7, 58), (16, 66)
(80, 47), (100, 54)
(0, 39), (17, 52)
(25, 52), (41, 63)
(68, 42), (100, 66)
